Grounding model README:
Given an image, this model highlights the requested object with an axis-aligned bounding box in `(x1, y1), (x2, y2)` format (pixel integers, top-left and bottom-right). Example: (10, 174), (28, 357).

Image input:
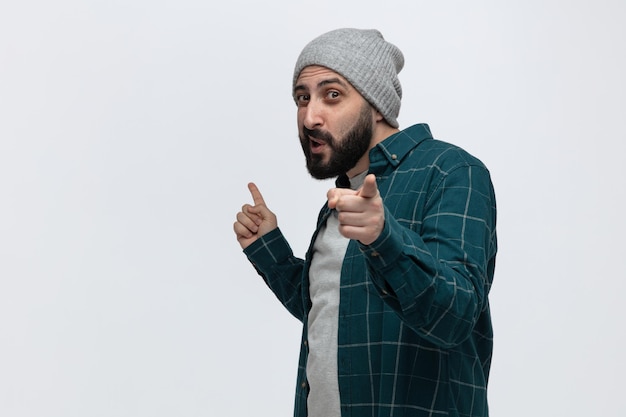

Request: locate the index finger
(247, 182), (266, 205)
(327, 187), (357, 209)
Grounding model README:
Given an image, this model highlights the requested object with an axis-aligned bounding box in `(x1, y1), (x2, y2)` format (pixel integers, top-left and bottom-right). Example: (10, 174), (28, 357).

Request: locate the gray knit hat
(293, 28), (404, 128)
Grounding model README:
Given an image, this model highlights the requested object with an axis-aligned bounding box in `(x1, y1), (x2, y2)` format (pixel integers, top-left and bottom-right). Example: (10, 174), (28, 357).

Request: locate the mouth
(308, 136), (327, 154)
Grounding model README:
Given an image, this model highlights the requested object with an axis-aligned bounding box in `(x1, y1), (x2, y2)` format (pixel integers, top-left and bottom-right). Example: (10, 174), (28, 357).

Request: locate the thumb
(357, 174), (379, 198)
(248, 203), (272, 219)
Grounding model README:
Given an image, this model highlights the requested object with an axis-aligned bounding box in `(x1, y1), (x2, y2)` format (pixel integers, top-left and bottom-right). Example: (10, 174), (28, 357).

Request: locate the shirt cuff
(243, 227), (293, 271)
(358, 211), (405, 270)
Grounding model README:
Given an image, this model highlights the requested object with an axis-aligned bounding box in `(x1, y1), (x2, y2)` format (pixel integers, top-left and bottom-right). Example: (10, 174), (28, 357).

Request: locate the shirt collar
(368, 123), (433, 174)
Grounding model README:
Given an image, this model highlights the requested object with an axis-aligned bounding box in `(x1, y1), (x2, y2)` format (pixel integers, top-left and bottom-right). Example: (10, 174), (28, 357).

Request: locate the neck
(346, 121), (399, 178)
(373, 123), (400, 145)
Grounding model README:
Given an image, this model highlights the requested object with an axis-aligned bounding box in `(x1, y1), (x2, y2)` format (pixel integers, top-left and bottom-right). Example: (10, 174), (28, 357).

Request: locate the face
(293, 66), (375, 179)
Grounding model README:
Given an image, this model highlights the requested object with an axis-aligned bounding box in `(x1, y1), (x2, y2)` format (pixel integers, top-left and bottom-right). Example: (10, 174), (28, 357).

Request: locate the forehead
(294, 65), (352, 90)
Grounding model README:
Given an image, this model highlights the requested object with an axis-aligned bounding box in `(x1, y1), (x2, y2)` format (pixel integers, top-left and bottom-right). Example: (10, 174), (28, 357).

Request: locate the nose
(301, 100), (323, 131)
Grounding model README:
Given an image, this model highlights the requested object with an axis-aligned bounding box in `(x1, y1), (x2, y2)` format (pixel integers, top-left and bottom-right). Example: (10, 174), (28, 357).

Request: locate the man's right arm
(234, 183), (307, 321)
(244, 228), (307, 322)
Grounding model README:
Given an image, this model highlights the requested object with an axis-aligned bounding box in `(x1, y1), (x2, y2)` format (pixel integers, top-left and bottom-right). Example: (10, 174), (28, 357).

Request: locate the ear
(374, 109), (385, 123)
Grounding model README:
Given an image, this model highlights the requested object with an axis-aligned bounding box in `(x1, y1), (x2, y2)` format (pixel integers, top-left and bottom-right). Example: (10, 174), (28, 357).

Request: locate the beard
(299, 104), (373, 180)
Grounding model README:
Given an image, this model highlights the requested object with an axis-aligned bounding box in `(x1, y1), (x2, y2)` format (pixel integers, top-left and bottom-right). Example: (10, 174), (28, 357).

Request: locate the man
(233, 28), (497, 417)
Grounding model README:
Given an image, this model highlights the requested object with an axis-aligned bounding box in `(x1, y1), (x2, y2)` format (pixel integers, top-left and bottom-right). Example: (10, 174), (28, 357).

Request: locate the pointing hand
(234, 183), (278, 249)
(326, 174), (384, 245)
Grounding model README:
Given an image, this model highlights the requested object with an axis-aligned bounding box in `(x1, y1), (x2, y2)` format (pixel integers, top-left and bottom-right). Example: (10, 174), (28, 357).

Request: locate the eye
(326, 90), (340, 100)
(295, 94), (310, 106)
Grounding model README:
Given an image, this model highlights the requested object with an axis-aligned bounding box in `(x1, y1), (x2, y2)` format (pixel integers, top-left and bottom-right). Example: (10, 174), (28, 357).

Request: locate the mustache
(302, 126), (334, 143)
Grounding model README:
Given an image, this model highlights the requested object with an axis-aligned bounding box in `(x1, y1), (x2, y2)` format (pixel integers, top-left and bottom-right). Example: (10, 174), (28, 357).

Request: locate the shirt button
(391, 154), (398, 160)
(301, 381), (307, 389)
(371, 250), (380, 257)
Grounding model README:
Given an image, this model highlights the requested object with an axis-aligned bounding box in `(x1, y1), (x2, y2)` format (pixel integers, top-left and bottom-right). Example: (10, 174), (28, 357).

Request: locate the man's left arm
(362, 165), (497, 348)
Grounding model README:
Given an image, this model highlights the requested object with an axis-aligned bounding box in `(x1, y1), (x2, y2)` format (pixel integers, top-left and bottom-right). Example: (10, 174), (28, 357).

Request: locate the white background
(1, 1), (625, 416)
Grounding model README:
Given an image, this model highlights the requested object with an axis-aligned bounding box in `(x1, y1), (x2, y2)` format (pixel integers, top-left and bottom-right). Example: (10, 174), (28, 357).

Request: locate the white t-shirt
(306, 172), (367, 417)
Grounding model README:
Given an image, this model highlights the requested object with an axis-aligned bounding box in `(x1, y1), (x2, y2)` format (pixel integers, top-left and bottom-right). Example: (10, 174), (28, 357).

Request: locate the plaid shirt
(244, 124), (497, 417)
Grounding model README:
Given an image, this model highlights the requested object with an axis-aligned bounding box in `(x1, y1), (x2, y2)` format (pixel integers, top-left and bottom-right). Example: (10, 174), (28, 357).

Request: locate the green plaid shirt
(244, 124), (497, 417)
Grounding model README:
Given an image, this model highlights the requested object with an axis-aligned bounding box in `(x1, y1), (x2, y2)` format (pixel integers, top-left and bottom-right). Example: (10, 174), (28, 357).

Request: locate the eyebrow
(293, 77), (350, 95)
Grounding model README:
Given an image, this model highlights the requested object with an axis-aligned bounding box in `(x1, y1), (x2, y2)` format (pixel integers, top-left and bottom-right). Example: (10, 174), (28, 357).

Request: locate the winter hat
(293, 28), (404, 128)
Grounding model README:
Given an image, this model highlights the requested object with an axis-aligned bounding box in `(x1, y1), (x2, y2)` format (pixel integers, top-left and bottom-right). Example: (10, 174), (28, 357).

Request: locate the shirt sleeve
(243, 227), (307, 322)
(360, 164), (497, 348)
